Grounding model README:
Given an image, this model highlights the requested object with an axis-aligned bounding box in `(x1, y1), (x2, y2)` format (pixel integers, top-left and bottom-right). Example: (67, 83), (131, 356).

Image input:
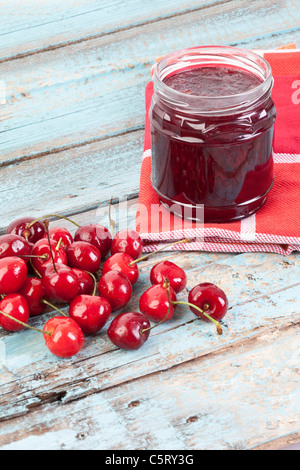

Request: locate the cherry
(0, 294), (30, 331)
(98, 270), (132, 312)
(69, 270), (111, 335)
(150, 260), (187, 293)
(102, 252), (139, 285)
(18, 277), (67, 318)
(66, 241), (101, 273)
(111, 229), (143, 260)
(0, 257), (28, 295)
(107, 312), (151, 350)
(31, 238), (67, 277)
(43, 316), (85, 358)
(42, 263), (80, 303)
(72, 268), (94, 295)
(101, 238), (191, 287)
(69, 295), (111, 335)
(188, 283), (228, 323)
(38, 219), (79, 304)
(6, 217), (45, 244)
(139, 282), (177, 322)
(74, 224), (112, 258)
(0, 234), (33, 261)
(107, 280), (175, 350)
(42, 227), (73, 249)
(19, 277), (47, 317)
(0, 298), (84, 358)
(24, 216), (112, 258)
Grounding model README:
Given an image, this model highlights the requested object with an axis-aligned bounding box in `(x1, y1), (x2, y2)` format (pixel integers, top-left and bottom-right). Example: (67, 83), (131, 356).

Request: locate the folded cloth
(136, 48), (300, 255)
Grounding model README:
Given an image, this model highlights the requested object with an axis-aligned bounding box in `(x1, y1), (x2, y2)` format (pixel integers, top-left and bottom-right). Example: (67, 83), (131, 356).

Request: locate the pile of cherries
(0, 215), (228, 359)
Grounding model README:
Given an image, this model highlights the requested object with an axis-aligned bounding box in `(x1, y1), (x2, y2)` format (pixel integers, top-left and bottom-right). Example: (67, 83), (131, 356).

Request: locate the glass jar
(150, 46), (277, 223)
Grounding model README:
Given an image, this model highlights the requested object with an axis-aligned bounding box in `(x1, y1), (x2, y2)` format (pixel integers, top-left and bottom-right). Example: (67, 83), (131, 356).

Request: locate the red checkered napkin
(136, 48), (300, 255)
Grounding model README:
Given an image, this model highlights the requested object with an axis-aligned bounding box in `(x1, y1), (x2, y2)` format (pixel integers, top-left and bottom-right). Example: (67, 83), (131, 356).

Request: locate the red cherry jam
(150, 46), (277, 223)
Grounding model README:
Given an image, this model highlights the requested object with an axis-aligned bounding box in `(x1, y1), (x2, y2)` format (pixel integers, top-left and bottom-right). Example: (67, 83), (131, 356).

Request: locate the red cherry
(111, 229), (143, 260)
(188, 282), (228, 322)
(19, 277), (47, 317)
(66, 241), (101, 273)
(0, 294), (30, 331)
(0, 234), (33, 261)
(98, 270), (132, 312)
(74, 224), (112, 258)
(150, 260), (187, 293)
(139, 283), (177, 322)
(102, 252), (139, 285)
(0, 257), (27, 295)
(72, 268), (94, 295)
(42, 263), (80, 303)
(6, 217), (45, 244)
(43, 316), (85, 358)
(69, 295), (111, 335)
(107, 312), (151, 350)
(42, 227), (73, 248)
(31, 238), (67, 276)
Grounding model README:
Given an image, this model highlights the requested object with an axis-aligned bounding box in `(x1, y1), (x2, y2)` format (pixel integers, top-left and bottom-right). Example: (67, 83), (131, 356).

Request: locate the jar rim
(152, 45), (274, 114)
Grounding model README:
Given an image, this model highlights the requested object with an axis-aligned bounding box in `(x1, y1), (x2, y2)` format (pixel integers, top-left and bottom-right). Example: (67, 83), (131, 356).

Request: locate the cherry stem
(44, 219), (57, 273)
(172, 301), (223, 335)
(27, 214), (80, 229)
(141, 278), (172, 334)
(55, 238), (63, 252)
(19, 255), (48, 259)
(41, 299), (68, 317)
(0, 310), (51, 336)
(129, 238), (191, 266)
(30, 258), (42, 279)
(22, 230), (30, 241)
(84, 270), (98, 296)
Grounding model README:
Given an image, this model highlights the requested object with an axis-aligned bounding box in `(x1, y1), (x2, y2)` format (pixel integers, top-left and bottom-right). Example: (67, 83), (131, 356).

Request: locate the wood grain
(0, 0), (230, 61)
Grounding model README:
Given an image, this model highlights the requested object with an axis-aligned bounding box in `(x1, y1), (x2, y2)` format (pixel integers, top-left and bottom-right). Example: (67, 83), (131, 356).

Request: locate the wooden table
(0, 0), (299, 451)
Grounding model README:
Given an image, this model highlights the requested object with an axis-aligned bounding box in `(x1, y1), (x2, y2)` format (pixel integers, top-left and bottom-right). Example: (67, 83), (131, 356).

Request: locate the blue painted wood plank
(0, 0), (223, 60)
(0, 0), (298, 63)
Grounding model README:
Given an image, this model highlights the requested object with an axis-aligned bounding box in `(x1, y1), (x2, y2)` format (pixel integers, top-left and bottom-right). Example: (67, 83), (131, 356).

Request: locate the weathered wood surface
(0, 0), (299, 450)
(0, 317), (299, 450)
(0, 209), (299, 450)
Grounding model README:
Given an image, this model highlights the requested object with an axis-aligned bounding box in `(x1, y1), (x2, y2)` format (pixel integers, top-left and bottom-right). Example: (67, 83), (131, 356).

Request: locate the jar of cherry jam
(150, 46), (277, 223)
